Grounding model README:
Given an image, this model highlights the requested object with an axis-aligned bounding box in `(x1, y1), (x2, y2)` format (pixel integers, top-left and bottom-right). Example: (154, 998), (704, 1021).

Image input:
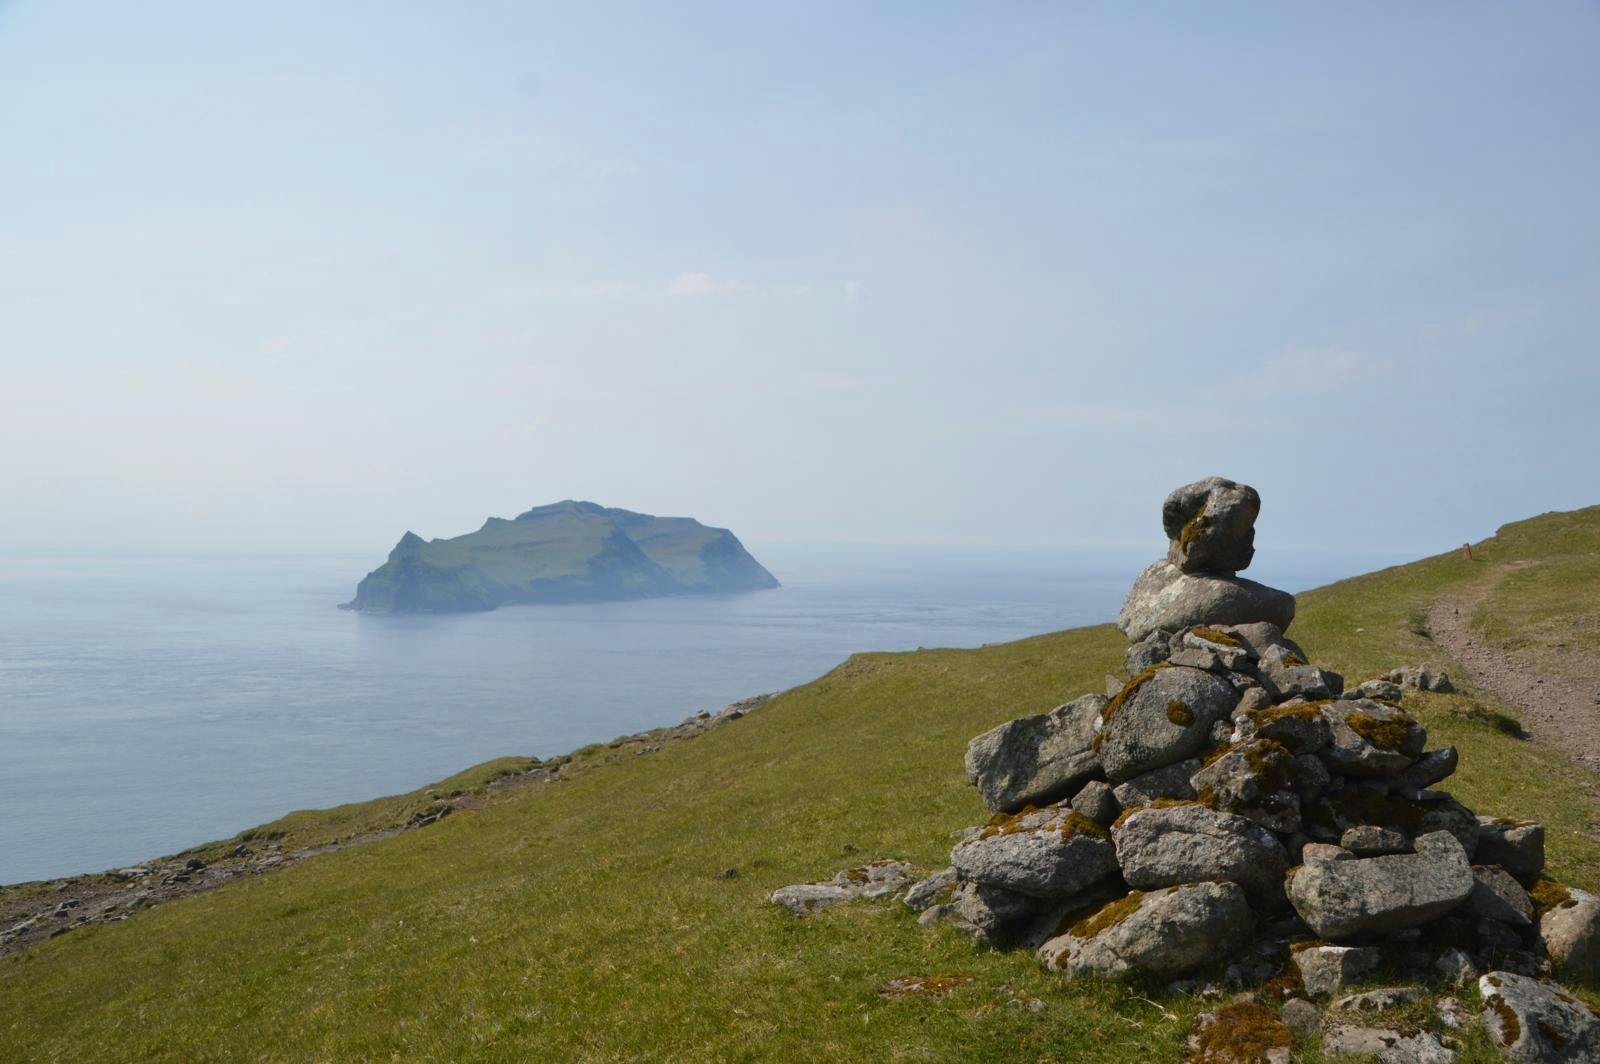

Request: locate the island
(341, 500), (780, 613)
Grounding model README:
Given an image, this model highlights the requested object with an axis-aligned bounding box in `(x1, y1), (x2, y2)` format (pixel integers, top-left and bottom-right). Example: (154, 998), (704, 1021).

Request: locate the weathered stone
(1280, 997), (1322, 1037)
(1111, 757), (1201, 809)
(1322, 1024), (1456, 1063)
(950, 806), (1118, 898)
(1180, 626), (1256, 669)
(1479, 970), (1600, 1063)
(1467, 865), (1534, 926)
(1321, 699), (1425, 777)
(1116, 560), (1295, 644)
(1098, 666), (1238, 781)
(1168, 646), (1222, 672)
(1292, 753), (1333, 803)
(1292, 944), (1381, 998)
(1540, 886), (1600, 983)
(1286, 831), (1474, 940)
(954, 880), (1047, 943)
(1434, 947), (1479, 986)
(1257, 644), (1343, 701)
(1331, 986), (1421, 1013)
(1191, 738), (1301, 832)
(916, 902), (959, 928)
(771, 860), (922, 914)
(1124, 629), (1172, 675)
(903, 867), (958, 912)
(1236, 686), (1274, 715)
(1304, 843), (1354, 863)
(1475, 817), (1545, 879)
(1342, 678), (1405, 702)
(1069, 779), (1119, 826)
(1039, 881), (1254, 979)
(1342, 825), (1411, 857)
(1393, 747), (1458, 796)
(1104, 673), (1124, 698)
(1250, 703), (1334, 755)
(770, 883), (855, 914)
(1386, 665), (1455, 694)
(1162, 476), (1261, 574)
(1218, 621), (1306, 663)
(964, 694), (1105, 814)
(1113, 804), (1288, 895)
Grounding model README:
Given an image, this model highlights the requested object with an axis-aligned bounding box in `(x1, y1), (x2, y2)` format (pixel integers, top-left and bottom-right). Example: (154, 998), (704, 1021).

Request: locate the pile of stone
(776, 477), (1600, 1062)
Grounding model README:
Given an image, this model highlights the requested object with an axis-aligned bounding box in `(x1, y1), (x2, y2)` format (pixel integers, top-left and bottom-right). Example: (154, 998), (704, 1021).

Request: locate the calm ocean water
(0, 542), (1407, 883)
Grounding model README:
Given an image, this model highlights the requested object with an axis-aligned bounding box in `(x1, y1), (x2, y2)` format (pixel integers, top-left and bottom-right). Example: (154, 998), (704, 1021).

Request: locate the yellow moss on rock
(1070, 890), (1146, 939)
(1102, 664), (1173, 724)
(1191, 1002), (1294, 1063)
(1167, 700), (1194, 726)
(1111, 797), (1201, 830)
(1190, 626), (1245, 649)
(1530, 877), (1575, 917)
(1346, 710), (1415, 751)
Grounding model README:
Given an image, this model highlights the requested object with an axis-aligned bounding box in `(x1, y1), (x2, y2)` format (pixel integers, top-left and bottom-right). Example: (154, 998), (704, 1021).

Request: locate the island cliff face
(342, 501), (780, 613)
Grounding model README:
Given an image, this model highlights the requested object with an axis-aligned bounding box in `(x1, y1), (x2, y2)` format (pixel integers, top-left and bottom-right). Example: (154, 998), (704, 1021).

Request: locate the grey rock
(1293, 753), (1333, 803)
(1098, 666), (1237, 781)
(1304, 842), (1354, 863)
(1104, 673), (1125, 698)
(1162, 476), (1261, 574)
(1069, 779), (1119, 826)
(1386, 665), (1456, 693)
(1190, 737), (1301, 832)
(1250, 702), (1334, 755)
(1168, 646), (1222, 672)
(964, 693), (1106, 813)
(1039, 880), (1254, 979)
(1343, 679), (1405, 702)
(1219, 621), (1306, 662)
(1113, 804), (1287, 895)
(1435, 947), (1479, 986)
(1468, 864), (1534, 926)
(1321, 1024), (1456, 1064)
(1236, 686), (1275, 715)
(1286, 831), (1474, 940)
(903, 867), (959, 912)
(949, 806), (1118, 898)
(1280, 997), (1322, 1037)
(1436, 995), (1472, 1029)
(1124, 629), (1172, 675)
(1479, 970), (1600, 1062)
(1417, 798), (1481, 857)
(916, 902), (959, 928)
(771, 860), (922, 914)
(1341, 825), (1411, 856)
(1258, 644), (1343, 700)
(1540, 886), (1600, 983)
(1321, 699), (1425, 777)
(770, 883), (856, 914)
(1116, 560), (1296, 644)
(954, 880), (1047, 943)
(1331, 986), (1421, 1013)
(1292, 944), (1381, 998)
(1180, 626), (1255, 670)
(1475, 817), (1545, 879)
(1393, 747), (1459, 796)
(1112, 757), (1201, 809)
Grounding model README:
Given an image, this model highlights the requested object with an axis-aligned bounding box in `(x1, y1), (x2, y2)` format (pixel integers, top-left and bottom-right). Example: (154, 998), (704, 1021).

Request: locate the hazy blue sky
(1, 3), (1596, 558)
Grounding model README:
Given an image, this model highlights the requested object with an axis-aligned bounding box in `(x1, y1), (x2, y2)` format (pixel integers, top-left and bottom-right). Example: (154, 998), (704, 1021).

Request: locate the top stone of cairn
(1162, 476), (1260, 575)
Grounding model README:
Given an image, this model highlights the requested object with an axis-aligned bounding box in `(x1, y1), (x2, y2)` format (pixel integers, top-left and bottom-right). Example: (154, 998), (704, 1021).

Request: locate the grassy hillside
(4, 509), (1599, 1061)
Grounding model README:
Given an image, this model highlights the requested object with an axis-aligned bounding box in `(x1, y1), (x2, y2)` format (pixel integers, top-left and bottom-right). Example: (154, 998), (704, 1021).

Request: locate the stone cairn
(773, 477), (1600, 1063)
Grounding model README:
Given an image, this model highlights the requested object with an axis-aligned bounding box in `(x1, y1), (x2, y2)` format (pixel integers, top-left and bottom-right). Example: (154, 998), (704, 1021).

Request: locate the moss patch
(1485, 992), (1521, 1048)
(1190, 626), (1245, 650)
(1191, 1002), (1294, 1062)
(1167, 700), (1194, 726)
(1102, 664), (1173, 724)
(1530, 877), (1575, 917)
(880, 974), (971, 999)
(1070, 890), (1146, 939)
(1346, 710), (1415, 751)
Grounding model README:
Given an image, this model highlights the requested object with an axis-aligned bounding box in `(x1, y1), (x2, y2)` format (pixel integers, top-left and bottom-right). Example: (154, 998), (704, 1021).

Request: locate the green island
(3, 506), (1599, 1061)
(341, 500), (780, 613)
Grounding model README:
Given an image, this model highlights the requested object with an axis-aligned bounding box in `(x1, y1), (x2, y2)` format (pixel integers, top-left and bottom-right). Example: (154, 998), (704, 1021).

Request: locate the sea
(0, 542), (1411, 884)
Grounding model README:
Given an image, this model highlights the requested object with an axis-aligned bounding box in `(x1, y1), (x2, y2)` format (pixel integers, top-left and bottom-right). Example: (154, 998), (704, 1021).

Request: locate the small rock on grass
(1321, 1024), (1456, 1063)
(1188, 1001), (1294, 1064)
(1479, 969), (1600, 1063)
(1330, 986), (1420, 1013)
(1291, 944), (1380, 998)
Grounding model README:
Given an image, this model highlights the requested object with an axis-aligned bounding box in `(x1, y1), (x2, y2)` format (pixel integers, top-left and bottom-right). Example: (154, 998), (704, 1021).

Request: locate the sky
(1, 2), (1597, 559)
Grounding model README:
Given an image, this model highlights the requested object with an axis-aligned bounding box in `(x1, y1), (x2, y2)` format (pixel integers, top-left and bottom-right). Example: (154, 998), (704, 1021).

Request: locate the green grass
(3, 509), (1599, 1061)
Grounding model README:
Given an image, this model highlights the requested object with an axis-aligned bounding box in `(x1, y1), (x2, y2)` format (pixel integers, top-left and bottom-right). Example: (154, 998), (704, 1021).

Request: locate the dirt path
(1427, 563), (1600, 772)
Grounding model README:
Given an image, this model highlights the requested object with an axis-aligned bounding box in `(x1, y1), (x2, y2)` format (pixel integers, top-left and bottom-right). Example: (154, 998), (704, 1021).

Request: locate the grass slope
(4, 509), (1599, 1061)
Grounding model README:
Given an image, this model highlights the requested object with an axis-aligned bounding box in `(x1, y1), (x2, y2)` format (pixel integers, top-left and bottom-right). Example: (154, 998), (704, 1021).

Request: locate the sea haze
(0, 543), (1410, 883)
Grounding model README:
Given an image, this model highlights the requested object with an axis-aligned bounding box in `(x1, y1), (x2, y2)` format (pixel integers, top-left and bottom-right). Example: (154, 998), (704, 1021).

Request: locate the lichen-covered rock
(1191, 738), (1301, 832)
(1249, 702), (1334, 755)
(1069, 779), (1119, 826)
(950, 806), (1118, 898)
(1393, 746), (1458, 797)
(1111, 757), (1201, 809)
(964, 694), (1105, 814)
(771, 860), (922, 914)
(1341, 825), (1411, 857)
(1217, 621), (1305, 662)
(1162, 476), (1261, 575)
(1293, 944), (1381, 998)
(1342, 678), (1405, 702)
(1257, 644), (1343, 701)
(1475, 817), (1545, 879)
(903, 867), (959, 912)
(1286, 831), (1474, 940)
(1321, 1024), (1456, 1063)
(1125, 629), (1172, 675)
(1113, 804), (1287, 895)
(1479, 970), (1600, 1063)
(1386, 665), (1455, 693)
(1097, 666), (1238, 781)
(1116, 560), (1295, 644)
(1540, 886), (1600, 983)
(1038, 881), (1254, 979)
(1321, 699), (1426, 777)
(1330, 986), (1421, 1013)
(1467, 865), (1534, 926)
